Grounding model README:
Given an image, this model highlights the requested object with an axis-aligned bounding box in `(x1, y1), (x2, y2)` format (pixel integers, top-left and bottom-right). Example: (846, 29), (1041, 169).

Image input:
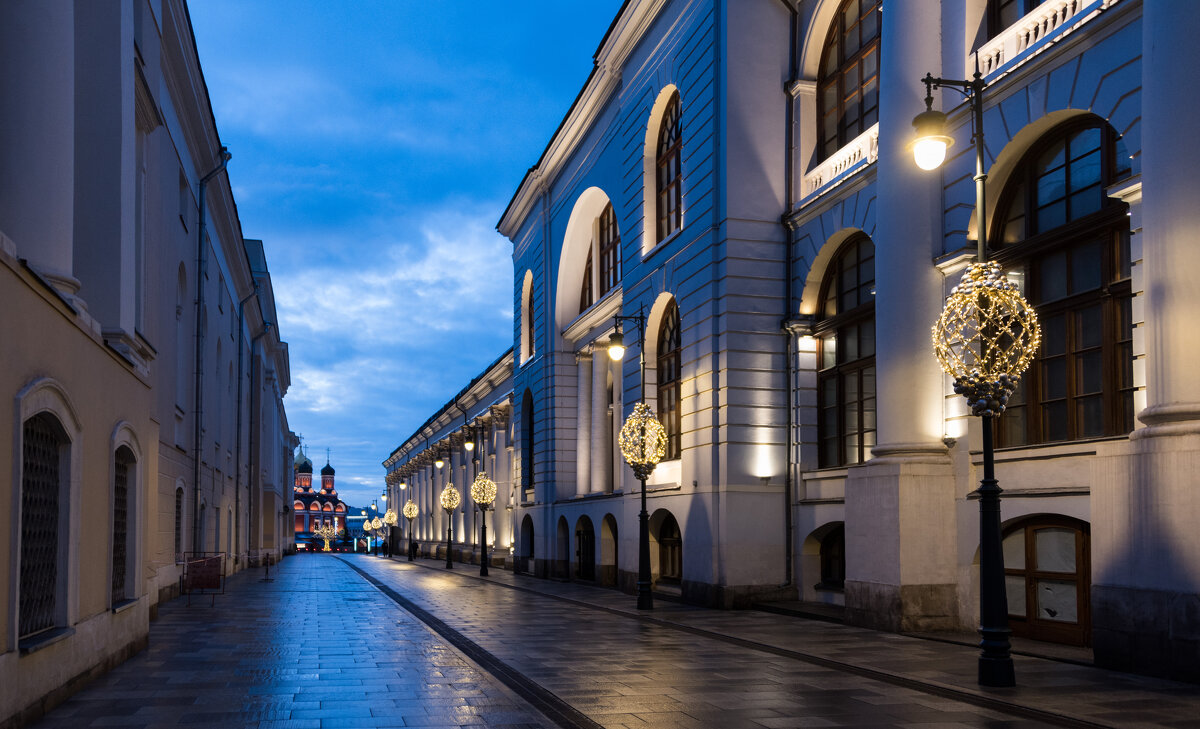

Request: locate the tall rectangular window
(112, 448), (133, 604)
(21, 414), (65, 639)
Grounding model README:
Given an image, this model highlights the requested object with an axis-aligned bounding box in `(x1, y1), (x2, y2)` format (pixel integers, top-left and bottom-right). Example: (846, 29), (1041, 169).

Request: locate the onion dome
(295, 446), (313, 474)
(321, 460), (335, 477)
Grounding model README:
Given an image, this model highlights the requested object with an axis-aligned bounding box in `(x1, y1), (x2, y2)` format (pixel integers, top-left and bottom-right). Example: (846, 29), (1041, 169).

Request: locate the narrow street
(29, 554), (1200, 729)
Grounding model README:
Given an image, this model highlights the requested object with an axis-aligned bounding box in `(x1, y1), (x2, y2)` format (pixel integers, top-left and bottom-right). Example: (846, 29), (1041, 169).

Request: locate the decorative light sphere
(439, 484), (461, 512)
(371, 516), (383, 530)
(403, 500), (418, 521)
(932, 261), (1041, 417)
(383, 509), (398, 527)
(362, 520), (373, 532)
(471, 472), (497, 508)
(618, 401), (668, 481)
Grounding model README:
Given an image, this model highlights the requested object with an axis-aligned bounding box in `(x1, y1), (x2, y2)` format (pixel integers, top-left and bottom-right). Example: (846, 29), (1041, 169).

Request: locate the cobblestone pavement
(29, 557), (554, 729)
(29, 553), (1200, 729)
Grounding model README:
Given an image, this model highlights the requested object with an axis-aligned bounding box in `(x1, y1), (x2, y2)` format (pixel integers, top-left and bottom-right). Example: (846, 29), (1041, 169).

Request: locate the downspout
(192, 146), (231, 553)
(248, 321), (273, 561)
(776, 0), (798, 589)
(234, 283), (259, 564)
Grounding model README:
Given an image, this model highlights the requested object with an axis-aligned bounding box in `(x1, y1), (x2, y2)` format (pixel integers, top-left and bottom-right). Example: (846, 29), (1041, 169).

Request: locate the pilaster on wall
(1090, 0), (1200, 681)
(842, 0), (959, 631)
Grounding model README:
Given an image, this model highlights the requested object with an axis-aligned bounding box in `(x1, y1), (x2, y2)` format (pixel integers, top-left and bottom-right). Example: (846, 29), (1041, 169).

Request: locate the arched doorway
(1002, 516), (1091, 646)
(556, 516), (570, 579)
(575, 516), (596, 581)
(519, 514), (535, 574)
(600, 514), (618, 587)
(657, 512), (682, 585)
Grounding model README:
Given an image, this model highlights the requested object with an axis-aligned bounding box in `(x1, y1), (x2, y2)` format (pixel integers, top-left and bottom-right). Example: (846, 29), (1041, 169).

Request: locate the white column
(0, 1), (77, 293)
(576, 353), (593, 496)
(872, 0), (948, 455)
(1139, 3), (1200, 427)
(591, 352), (611, 493)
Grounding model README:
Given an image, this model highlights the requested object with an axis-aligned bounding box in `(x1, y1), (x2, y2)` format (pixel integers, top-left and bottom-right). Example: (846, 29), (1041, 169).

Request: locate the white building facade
(389, 0), (1200, 681)
(0, 1), (294, 724)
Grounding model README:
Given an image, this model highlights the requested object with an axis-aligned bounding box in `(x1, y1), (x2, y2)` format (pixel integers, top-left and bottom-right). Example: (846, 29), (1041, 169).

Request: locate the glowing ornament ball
(932, 261), (1041, 417)
(618, 402), (668, 481)
(440, 484), (461, 512)
(371, 516), (383, 530)
(383, 509), (398, 527)
(403, 500), (418, 521)
(471, 473), (497, 508)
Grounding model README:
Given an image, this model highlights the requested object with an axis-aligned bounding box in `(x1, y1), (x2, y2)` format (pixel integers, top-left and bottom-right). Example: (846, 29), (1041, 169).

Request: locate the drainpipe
(776, 0), (798, 589)
(192, 147), (232, 554)
(234, 283), (259, 564)
(248, 321), (273, 562)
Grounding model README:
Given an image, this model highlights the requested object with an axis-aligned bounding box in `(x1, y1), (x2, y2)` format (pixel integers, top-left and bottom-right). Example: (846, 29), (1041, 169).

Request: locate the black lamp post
(916, 66), (1042, 688)
(440, 482), (460, 569)
(609, 307), (666, 611)
(403, 498), (417, 562)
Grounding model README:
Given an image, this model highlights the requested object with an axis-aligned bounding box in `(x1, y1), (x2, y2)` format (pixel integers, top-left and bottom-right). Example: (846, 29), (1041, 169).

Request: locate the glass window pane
(843, 325), (859, 362)
(1037, 141), (1066, 176)
(1068, 150), (1101, 191)
(845, 434), (860, 464)
(1041, 314), (1066, 355)
(1069, 187), (1102, 221)
(821, 334), (837, 370)
(1076, 303), (1103, 349)
(1006, 575), (1027, 616)
(1077, 396), (1105, 438)
(1037, 579), (1079, 622)
(1037, 200), (1067, 233)
(861, 2), (878, 40)
(1070, 126), (1101, 159)
(1043, 401), (1068, 441)
(1042, 358), (1066, 399)
(861, 319), (875, 357)
(1070, 240), (1103, 293)
(1003, 528), (1026, 569)
(1077, 350), (1103, 394)
(1037, 166), (1066, 207)
(1001, 405), (1027, 446)
(1037, 252), (1068, 304)
(1035, 528), (1076, 572)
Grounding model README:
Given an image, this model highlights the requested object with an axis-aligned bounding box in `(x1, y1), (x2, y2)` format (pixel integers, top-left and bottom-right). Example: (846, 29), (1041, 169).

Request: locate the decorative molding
(976, 0), (1119, 78)
(800, 124), (878, 205)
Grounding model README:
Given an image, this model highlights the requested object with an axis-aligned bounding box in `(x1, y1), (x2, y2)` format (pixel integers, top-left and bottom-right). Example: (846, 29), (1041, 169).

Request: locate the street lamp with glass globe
(915, 66), (1042, 688)
(403, 498), (418, 561)
(439, 484), (460, 569)
(471, 472), (497, 576)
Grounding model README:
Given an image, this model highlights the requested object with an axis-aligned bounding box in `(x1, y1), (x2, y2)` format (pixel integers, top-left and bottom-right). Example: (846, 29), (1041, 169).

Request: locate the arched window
(521, 389), (535, 500)
(112, 446), (135, 604)
(521, 272), (535, 364)
(816, 235), (876, 467)
(578, 203), (622, 311)
(1002, 516), (1090, 645)
(21, 413), (68, 639)
(992, 119), (1133, 446)
(598, 203), (621, 298)
(656, 92), (682, 244)
(656, 300), (682, 460)
(817, 0), (881, 162)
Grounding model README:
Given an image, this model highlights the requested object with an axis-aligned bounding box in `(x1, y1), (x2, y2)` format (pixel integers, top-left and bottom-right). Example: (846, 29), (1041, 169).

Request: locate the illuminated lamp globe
(470, 472), (498, 509)
(618, 401), (668, 481)
(439, 484), (461, 512)
(383, 509), (398, 527)
(435, 457), (444, 469)
(464, 439), (475, 452)
(371, 516), (383, 530)
(607, 329), (626, 361)
(932, 261), (1041, 417)
(403, 500), (418, 521)
(911, 108), (953, 171)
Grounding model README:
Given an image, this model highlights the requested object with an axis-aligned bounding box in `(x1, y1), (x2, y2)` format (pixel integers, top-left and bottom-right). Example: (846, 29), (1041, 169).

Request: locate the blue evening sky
(190, 1), (624, 509)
